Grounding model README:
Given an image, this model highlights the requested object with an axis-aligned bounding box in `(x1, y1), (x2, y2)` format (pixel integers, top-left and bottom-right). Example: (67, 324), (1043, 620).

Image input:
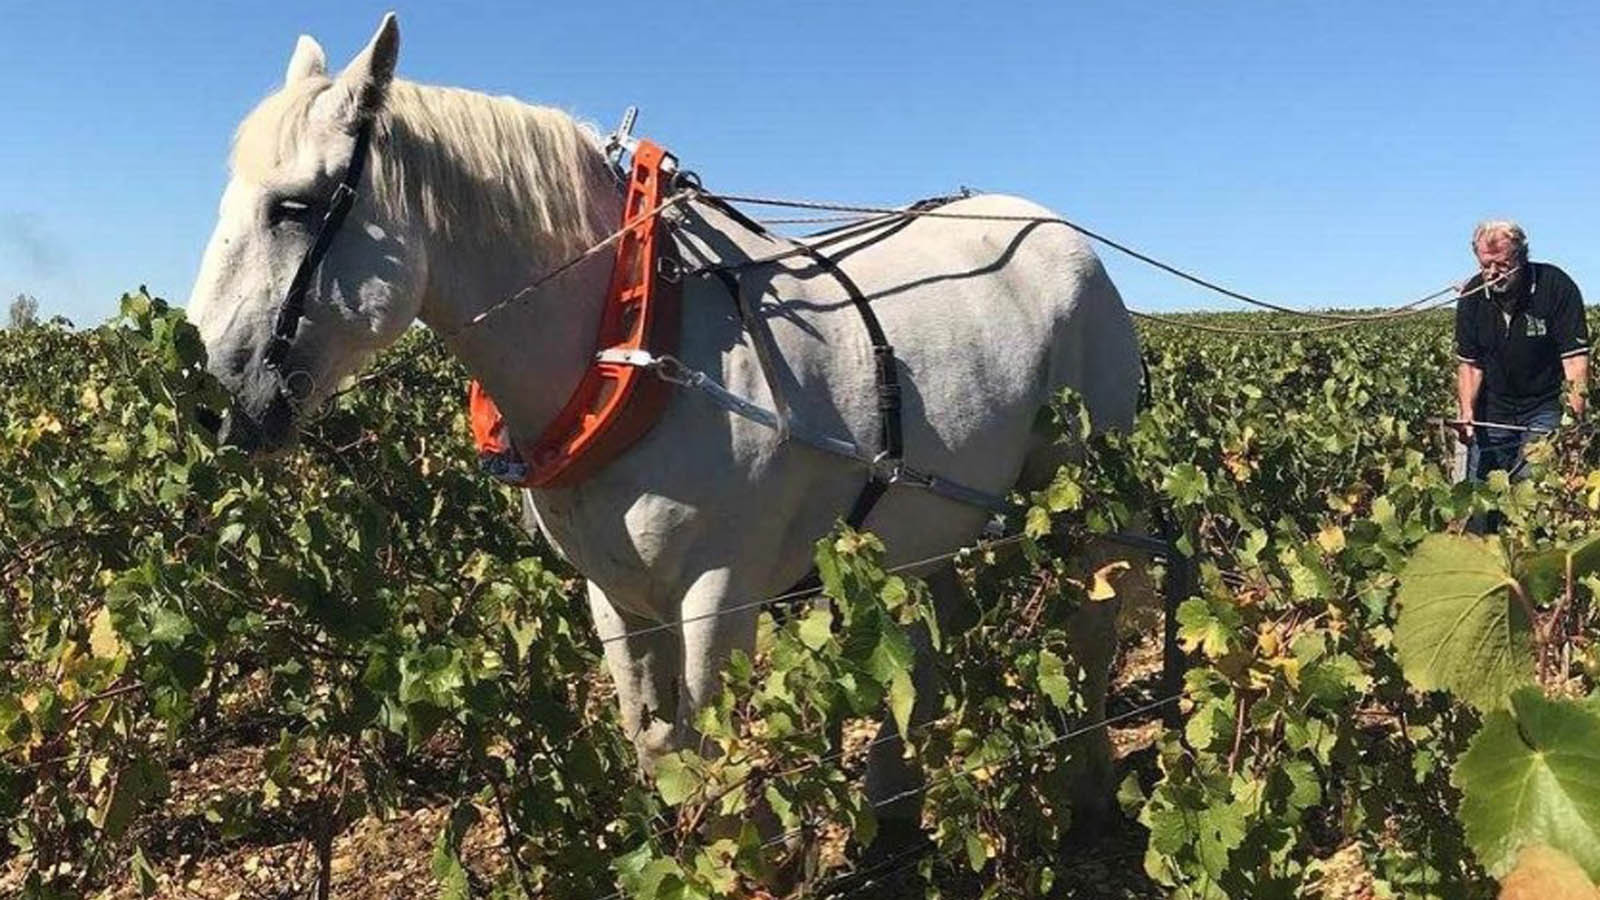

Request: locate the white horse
(188, 14), (1144, 848)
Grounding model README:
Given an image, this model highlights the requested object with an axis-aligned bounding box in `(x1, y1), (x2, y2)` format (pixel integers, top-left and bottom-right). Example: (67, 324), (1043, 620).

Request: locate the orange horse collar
(468, 140), (683, 488)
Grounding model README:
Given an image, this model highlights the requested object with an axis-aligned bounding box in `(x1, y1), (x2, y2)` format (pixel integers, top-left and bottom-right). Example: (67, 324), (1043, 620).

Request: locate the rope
(1129, 290), (1461, 338)
(852, 692), (1181, 819)
(699, 191), (1487, 324)
(432, 188), (699, 339)
(757, 214), (882, 226)
(1432, 417), (1556, 435)
(750, 693), (1185, 893)
(820, 839), (933, 897)
(594, 526), (1191, 649)
(417, 184), (1501, 348)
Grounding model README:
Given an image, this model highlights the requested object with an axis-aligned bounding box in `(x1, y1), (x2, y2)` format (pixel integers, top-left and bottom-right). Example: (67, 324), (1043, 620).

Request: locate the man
(1454, 220), (1589, 505)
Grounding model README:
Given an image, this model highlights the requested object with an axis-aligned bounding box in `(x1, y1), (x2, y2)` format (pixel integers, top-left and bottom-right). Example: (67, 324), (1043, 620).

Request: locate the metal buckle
(657, 256), (682, 284)
(327, 182), (357, 216)
(604, 105), (639, 174)
(594, 347), (656, 368)
(651, 355), (694, 386)
(869, 451), (935, 488)
(868, 452), (901, 485)
(283, 369), (316, 403)
(672, 169), (702, 193)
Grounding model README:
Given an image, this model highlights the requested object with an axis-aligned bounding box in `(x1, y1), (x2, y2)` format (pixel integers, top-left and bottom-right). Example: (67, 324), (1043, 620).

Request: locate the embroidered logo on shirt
(1526, 316), (1548, 337)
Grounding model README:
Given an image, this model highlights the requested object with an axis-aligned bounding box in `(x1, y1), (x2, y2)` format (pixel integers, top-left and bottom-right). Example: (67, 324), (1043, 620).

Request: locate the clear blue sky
(3, 1), (1596, 327)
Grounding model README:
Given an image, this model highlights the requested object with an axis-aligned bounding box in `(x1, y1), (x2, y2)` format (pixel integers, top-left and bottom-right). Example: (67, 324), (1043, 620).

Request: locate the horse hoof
(1067, 789), (1123, 843)
(830, 819), (932, 896)
(865, 817), (930, 859)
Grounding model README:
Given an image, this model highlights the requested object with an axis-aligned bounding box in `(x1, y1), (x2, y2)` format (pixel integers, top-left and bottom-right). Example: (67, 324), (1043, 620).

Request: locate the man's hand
(1453, 416), (1474, 444)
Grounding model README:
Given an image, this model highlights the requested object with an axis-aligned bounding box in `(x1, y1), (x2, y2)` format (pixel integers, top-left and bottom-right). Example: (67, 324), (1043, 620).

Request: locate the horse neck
(399, 92), (625, 445)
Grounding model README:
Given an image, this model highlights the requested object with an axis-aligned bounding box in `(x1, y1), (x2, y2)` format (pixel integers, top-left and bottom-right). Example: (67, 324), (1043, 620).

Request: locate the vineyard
(3, 290), (1600, 899)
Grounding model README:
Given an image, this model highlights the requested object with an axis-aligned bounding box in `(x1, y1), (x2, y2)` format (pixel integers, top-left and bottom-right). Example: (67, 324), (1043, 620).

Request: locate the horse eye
(268, 198), (319, 226)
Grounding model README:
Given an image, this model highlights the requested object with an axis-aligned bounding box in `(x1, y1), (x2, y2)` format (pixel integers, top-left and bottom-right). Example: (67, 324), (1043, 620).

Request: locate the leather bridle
(261, 118), (376, 379)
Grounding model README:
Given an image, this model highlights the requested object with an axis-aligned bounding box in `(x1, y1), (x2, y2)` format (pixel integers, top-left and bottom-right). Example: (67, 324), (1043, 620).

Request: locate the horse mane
(231, 77), (618, 261)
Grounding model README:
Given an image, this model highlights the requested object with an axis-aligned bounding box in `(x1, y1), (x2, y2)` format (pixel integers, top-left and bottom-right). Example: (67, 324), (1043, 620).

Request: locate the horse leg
(861, 564), (965, 853)
(676, 567), (814, 881)
(588, 582), (682, 777)
(1063, 591), (1122, 831)
(677, 567), (763, 753)
(1020, 435), (1130, 833)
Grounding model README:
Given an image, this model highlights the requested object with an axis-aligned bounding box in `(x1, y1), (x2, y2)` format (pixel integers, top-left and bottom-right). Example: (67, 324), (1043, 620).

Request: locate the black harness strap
(263, 119), (376, 375)
(766, 237), (907, 606)
(695, 190), (773, 239)
(791, 243), (904, 529)
(676, 192), (968, 610)
(699, 233), (906, 533)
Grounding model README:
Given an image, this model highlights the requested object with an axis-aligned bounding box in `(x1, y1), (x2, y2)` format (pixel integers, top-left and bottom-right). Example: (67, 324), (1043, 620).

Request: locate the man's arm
(1549, 268), (1589, 417)
(1453, 283), (1483, 439)
(1457, 362), (1483, 436)
(1563, 353), (1588, 416)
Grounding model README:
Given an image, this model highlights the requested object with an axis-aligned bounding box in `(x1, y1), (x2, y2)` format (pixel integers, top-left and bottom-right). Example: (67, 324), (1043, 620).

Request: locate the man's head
(1472, 220), (1529, 297)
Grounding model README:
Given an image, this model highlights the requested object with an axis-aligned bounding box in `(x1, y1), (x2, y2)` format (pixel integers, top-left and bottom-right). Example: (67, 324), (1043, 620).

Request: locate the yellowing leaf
(89, 607), (125, 659)
(1268, 655), (1302, 690)
(1256, 628), (1280, 658)
(653, 752), (704, 806)
(1316, 524), (1346, 554)
(887, 669), (916, 746)
(1089, 561), (1131, 601)
(1498, 845), (1600, 900)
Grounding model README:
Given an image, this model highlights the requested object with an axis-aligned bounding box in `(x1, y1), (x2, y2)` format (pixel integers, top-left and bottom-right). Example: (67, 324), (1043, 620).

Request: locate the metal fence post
(1158, 517), (1191, 729)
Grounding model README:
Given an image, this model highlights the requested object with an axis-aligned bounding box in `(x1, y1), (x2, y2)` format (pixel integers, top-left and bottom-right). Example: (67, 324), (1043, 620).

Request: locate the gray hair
(1472, 219), (1529, 259)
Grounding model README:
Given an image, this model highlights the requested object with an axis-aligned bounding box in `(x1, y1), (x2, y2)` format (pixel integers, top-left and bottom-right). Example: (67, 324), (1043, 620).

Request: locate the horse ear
(284, 35), (327, 85)
(320, 13), (400, 127)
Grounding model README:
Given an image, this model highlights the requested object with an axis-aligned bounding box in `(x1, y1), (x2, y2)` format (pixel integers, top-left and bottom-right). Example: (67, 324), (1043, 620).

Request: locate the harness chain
(709, 268), (798, 444)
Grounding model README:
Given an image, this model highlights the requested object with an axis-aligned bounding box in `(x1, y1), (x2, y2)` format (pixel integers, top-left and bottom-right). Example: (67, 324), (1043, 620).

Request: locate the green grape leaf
(1161, 463), (1210, 507)
(1521, 534), (1600, 608)
(1036, 649), (1076, 710)
(1393, 534), (1533, 711)
(653, 752), (704, 807)
(1455, 688), (1600, 879)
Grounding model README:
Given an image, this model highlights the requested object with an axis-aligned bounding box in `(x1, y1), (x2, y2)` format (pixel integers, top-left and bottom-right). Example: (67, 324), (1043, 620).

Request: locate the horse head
(188, 14), (423, 452)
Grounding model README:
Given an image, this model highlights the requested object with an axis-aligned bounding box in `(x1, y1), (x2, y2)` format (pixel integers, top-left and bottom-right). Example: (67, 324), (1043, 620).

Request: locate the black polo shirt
(1455, 261), (1588, 417)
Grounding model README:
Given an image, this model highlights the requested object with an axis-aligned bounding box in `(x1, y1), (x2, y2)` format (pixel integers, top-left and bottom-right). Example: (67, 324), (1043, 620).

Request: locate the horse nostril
(195, 406), (223, 436)
(212, 408), (260, 451)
